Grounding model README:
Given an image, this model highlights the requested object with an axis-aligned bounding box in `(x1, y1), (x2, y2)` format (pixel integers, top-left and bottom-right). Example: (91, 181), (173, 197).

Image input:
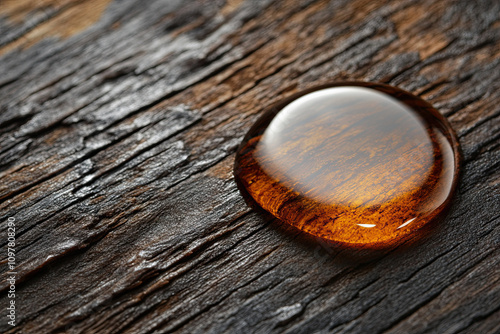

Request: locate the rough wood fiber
(0, 0), (499, 333)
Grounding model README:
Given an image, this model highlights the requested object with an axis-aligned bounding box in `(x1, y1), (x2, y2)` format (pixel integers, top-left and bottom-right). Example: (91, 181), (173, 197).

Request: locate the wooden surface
(0, 0), (499, 333)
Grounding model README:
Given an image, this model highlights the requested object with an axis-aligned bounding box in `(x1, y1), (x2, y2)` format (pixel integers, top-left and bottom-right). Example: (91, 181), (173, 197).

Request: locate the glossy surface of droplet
(234, 82), (460, 248)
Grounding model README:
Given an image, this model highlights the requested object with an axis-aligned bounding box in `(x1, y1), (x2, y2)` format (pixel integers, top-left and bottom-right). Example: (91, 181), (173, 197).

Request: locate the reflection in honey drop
(234, 82), (460, 248)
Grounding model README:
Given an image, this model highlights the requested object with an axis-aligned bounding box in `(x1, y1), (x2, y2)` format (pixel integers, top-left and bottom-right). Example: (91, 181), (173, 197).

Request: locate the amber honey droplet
(234, 82), (460, 248)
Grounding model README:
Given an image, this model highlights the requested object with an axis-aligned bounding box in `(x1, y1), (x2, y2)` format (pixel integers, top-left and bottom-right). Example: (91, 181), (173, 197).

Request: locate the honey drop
(234, 82), (460, 248)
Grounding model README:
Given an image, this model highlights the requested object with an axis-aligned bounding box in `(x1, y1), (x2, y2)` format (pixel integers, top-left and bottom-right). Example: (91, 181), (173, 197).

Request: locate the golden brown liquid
(234, 82), (460, 248)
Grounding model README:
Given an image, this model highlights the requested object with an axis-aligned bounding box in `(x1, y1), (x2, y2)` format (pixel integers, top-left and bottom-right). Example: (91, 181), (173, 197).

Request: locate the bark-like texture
(0, 0), (499, 333)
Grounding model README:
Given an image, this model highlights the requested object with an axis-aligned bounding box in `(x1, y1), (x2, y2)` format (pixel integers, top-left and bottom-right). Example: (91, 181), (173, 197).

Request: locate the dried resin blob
(234, 82), (460, 248)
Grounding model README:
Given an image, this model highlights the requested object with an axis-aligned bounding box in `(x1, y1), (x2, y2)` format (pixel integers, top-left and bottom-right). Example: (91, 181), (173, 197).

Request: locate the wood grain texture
(0, 0), (499, 333)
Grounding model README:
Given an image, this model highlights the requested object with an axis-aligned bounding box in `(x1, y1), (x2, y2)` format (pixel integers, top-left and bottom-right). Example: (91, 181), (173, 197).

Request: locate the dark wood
(0, 0), (499, 333)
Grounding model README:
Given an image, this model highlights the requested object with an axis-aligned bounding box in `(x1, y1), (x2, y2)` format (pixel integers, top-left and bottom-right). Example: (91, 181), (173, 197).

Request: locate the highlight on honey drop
(234, 82), (460, 248)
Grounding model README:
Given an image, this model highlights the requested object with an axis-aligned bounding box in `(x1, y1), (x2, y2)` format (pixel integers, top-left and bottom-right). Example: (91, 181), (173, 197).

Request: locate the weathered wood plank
(0, 0), (499, 333)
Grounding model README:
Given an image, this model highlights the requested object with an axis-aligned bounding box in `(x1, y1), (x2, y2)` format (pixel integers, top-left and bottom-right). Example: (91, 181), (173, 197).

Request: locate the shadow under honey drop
(234, 82), (460, 249)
